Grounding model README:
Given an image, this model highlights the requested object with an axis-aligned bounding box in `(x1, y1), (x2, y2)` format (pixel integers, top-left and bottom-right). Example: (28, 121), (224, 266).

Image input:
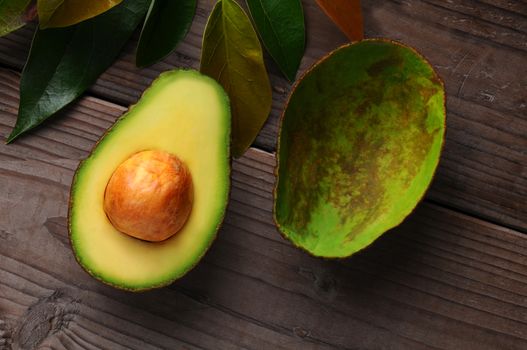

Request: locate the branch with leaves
(1, 0), (363, 156)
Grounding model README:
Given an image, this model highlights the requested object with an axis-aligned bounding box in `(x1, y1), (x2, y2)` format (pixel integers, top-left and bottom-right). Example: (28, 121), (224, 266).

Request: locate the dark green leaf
(0, 0), (33, 36)
(37, 0), (123, 28)
(7, 0), (150, 143)
(246, 0), (305, 81)
(200, 0), (272, 157)
(136, 0), (196, 67)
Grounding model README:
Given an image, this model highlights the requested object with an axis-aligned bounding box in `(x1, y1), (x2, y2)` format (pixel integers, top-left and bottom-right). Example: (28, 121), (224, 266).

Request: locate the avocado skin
(274, 39), (446, 258)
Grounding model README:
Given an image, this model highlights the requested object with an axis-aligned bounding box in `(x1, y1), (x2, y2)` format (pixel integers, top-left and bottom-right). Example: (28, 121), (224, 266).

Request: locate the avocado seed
(103, 150), (193, 242)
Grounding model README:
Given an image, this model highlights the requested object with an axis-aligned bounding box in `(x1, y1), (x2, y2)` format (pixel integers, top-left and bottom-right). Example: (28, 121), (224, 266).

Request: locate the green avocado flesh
(69, 70), (230, 290)
(275, 40), (445, 258)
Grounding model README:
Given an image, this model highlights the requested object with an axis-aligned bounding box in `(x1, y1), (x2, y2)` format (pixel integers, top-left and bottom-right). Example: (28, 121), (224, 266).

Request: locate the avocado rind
(274, 39), (446, 258)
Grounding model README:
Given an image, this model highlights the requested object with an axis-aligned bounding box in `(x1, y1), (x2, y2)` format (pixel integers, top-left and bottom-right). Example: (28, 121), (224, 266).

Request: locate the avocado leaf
(246, 0), (305, 82)
(0, 0), (34, 37)
(315, 0), (363, 41)
(201, 0), (272, 158)
(136, 0), (196, 68)
(37, 0), (123, 29)
(6, 0), (150, 143)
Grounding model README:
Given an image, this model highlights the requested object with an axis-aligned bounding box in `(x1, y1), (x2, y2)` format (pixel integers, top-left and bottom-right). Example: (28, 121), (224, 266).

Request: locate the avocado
(274, 39), (445, 258)
(69, 69), (231, 291)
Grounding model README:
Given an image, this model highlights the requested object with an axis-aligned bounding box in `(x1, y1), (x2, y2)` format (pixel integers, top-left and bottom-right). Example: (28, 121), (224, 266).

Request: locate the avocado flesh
(69, 69), (230, 291)
(275, 40), (445, 258)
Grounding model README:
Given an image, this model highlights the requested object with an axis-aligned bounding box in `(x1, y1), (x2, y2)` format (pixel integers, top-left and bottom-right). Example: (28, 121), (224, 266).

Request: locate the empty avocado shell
(274, 39), (446, 258)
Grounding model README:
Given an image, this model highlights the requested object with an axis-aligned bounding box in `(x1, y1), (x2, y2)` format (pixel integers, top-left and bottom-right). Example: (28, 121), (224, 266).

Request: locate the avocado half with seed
(69, 69), (230, 291)
(274, 39), (446, 258)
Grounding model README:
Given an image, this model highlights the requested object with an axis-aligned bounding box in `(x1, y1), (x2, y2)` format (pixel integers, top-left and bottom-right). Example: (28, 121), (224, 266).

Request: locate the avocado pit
(103, 150), (193, 242)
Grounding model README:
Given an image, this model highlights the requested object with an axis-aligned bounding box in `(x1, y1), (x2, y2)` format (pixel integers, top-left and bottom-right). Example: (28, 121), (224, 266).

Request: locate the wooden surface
(0, 0), (526, 349)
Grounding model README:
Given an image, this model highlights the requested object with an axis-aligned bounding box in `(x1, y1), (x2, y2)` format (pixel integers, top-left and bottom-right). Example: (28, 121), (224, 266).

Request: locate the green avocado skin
(275, 40), (446, 258)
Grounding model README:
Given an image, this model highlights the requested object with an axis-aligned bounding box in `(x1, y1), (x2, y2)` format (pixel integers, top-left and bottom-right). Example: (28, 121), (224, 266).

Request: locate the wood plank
(1, 68), (527, 349)
(362, 0), (527, 229)
(0, 0), (525, 231)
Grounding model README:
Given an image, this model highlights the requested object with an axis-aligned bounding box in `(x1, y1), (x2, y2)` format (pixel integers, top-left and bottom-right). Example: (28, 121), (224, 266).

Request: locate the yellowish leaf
(200, 0), (272, 157)
(38, 0), (123, 28)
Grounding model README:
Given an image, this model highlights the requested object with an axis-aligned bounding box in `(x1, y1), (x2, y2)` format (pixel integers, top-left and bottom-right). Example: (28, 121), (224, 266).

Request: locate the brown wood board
(1, 68), (527, 349)
(0, 1), (526, 349)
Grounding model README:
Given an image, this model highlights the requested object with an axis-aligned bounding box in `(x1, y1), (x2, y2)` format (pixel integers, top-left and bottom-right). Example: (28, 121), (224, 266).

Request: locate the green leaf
(136, 0), (196, 67)
(0, 0), (34, 37)
(7, 0), (150, 143)
(200, 0), (272, 158)
(246, 0), (305, 81)
(37, 0), (123, 28)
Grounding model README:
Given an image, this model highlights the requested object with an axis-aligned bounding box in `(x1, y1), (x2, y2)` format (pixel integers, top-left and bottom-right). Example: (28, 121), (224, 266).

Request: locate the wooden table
(1, 1), (526, 349)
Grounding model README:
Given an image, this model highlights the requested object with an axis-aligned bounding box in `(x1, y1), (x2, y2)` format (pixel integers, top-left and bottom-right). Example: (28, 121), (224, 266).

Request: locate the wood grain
(0, 0), (525, 232)
(1, 68), (527, 349)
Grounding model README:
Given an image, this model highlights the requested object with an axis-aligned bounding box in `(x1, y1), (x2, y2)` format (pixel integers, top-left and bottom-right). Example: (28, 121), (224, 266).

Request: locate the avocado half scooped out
(69, 69), (230, 291)
(275, 39), (446, 258)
